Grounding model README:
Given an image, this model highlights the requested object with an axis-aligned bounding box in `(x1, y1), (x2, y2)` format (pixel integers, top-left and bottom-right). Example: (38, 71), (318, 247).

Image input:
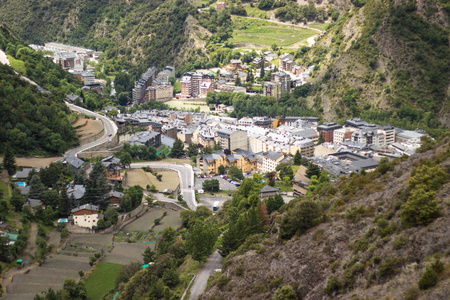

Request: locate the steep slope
(0, 25), (79, 155)
(0, 0), (192, 76)
(304, 0), (450, 137)
(203, 142), (450, 299)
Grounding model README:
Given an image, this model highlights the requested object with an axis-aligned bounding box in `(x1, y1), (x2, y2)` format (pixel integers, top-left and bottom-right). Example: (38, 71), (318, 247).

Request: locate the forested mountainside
(0, 25), (78, 155)
(0, 0), (192, 76)
(302, 0), (450, 137)
(200, 141), (450, 299)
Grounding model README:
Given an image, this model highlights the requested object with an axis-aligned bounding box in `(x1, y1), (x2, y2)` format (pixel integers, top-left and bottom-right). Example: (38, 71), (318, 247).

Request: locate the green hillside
(303, 0), (450, 137)
(0, 25), (79, 155)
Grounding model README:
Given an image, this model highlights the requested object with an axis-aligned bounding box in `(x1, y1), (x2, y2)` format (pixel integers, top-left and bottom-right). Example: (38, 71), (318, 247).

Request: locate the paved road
(189, 250), (222, 300)
(131, 162), (197, 210)
(64, 102), (117, 157)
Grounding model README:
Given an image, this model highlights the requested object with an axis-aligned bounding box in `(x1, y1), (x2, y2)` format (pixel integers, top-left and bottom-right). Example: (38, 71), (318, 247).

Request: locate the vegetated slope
(203, 142), (450, 299)
(303, 0), (450, 137)
(0, 0), (192, 76)
(0, 25), (78, 155)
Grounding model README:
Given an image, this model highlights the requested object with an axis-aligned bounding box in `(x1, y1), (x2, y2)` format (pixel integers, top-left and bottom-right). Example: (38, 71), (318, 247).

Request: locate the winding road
(64, 102), (118, 157)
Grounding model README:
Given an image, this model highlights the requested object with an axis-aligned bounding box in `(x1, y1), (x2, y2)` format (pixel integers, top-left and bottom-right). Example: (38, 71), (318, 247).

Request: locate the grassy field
(231, 16), (317, 47)
(7, 55), (26, 74)
(192, 0), (210, 8)
(309, 22), (330, 31)
(85, 262), (122, 300)
(125, 169), (179, 190)
(174, 79), (181, 93)
(244, 6), (269, 19)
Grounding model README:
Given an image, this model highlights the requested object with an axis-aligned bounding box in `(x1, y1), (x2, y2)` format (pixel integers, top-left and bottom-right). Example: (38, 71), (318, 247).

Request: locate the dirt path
(23, 223), (37, 264)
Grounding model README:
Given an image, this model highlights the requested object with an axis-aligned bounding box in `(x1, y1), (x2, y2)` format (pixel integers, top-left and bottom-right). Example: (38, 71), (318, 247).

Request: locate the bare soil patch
(0, 157), (61, 168)
(102, 243), (150, 265)
(125, 169), (179, 191)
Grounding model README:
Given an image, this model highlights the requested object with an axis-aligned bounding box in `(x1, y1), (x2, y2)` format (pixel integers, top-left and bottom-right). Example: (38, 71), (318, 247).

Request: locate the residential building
(259, 186), (280, 199)
(217, 128), (248, 151)
(106, 191), (124, 209)
(199, 149), (259, 175)
(177, 129), (193, 144)
(71, 204), (103, 229)
(293, 139), (315, 157)
(317, 122), (342, 143)
(333, 127), (357, 145)
(180, 72), (215, 98)
(62, 156), (87, 174)
(54, 52), (83, 71)
(145, 83), (173, 102)
(132, 67), (157, 102)
(216, 1), (227, 11)
(67, 185), (86, 203)
(129, 131), (161, 148)
(228, 59), (242, 70)
(271, 72), (291, 94)
(292, 65), (305, 76)
(101, 156), (124, 183)
(260, 151), (285, 173)
(279, 53), (294, 71)
(263, 82), (281, 99)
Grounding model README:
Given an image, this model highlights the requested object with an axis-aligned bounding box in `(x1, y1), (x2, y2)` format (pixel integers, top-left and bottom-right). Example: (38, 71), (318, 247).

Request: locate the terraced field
(122, 207), (182, 233)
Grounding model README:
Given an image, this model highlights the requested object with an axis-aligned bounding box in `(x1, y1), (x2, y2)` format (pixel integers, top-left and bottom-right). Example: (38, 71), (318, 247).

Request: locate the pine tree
(29, 174), (46, 199)
(294, 150), (302, 165)
(3, 146), (16, 175)
(84, 163), (109, 208)
(186, 220), (220, 262)
(318, 132), (325, 144)
(235, 74), (241, 86)
(169, 138), (185, 158)
(260, 59), (265, 78)
(58, 189), (71, 217)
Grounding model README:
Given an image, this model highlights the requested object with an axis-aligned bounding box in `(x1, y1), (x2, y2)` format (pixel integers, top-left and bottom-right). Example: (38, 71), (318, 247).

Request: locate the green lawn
(85, 262), (122, 300)
(309, 22), (330, 31)
(0, 180), (11, 200)
(192, 0), (210, 8)
(231, 16), (317, 47)
(7, 55), (26, 74)
(174, 79), (181, 93)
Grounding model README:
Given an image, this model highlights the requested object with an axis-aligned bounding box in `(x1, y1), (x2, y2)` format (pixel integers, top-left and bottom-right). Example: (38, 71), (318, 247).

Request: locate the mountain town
(0, 0), (449, 299)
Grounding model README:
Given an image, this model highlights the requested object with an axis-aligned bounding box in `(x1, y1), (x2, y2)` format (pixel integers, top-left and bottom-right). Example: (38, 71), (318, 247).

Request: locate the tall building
(263, 82), (281, 100)
(271, 71), (291, 94)
(132, 67), (157, 102)
(180, 72), (215, 98)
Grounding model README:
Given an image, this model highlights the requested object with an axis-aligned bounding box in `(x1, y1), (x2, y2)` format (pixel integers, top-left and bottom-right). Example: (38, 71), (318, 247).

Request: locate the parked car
(188, 185), (191, 188)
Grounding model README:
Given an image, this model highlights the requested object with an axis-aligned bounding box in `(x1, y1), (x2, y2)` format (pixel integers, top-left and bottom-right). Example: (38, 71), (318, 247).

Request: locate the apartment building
(293, 138), (315, 157)
(271, 71), (291, 94)
(279, 53), (294, 71)
(263, 82), (281, 99)
(217, 128), (248, 151)
(181, 72), (215, 98)
(129, 131), (161, 148)
(145, 83), (173, 102)
(199, 149), (259, 175)
(260, 151), (287, 173)
(132, 67), (157, 102)
(333, 127), (357, 145)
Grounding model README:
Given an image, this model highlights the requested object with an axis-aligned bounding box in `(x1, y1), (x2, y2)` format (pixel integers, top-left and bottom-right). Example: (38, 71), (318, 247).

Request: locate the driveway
(189, 250), (222, 300)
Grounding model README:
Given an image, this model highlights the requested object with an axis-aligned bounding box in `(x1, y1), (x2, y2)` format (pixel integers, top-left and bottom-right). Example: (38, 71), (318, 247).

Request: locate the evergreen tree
(58, 189), (71, 217)
(84, 163), (109, 208)
(235, 74), (241, 86)
(260, 59), (265, 78)
(187, 143), (198, 157)
(169, 138), (185, 158)
(306, 163), (321, 179)
(3, 146), (16, 175)
(29, 174), (46, 199)
(10, 189), (24, 212)
(143, 246), (156, 264)
(294, 150), (302, 165)
(266, 194), (285, 214)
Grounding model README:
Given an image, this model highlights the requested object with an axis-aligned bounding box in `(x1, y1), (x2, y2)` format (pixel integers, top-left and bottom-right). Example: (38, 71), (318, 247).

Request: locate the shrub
(330, 261), (340, 273)
(418, 268), (438, 290)
(324, 275), (340, 295)
(430, 258), (444, 274)
(404, 286), (420, 300)
(216, 274), (230, 289)
(154, 218), (160, 225)
(401, 189), (442, 226)
(379, 257), (402, 278)
(272, 285), (297, 300)
(269, 276), (284, 288)
(235, 264), (244, 276)
(342, 263), (364, 288)
(392, 235), (409, 250)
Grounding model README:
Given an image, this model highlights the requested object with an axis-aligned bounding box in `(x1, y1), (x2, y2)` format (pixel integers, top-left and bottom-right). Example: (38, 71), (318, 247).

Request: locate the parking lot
(199, 195), (231, 211)
(194, 175), (239, 191)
